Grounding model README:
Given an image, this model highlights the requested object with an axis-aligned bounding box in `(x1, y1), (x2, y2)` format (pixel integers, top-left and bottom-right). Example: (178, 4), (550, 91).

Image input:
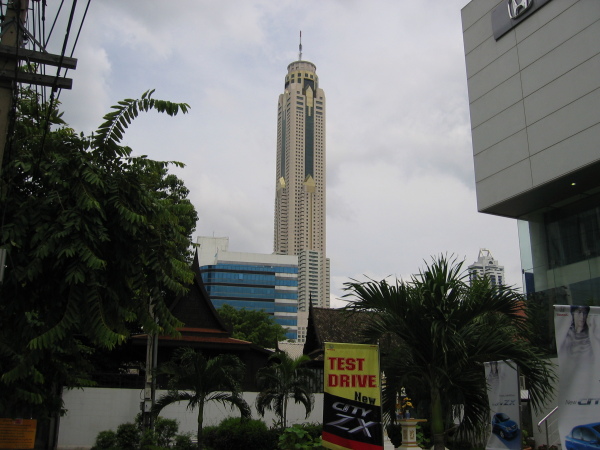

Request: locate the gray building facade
(462, 0), (600, 331)
(462, 1), (600, 445)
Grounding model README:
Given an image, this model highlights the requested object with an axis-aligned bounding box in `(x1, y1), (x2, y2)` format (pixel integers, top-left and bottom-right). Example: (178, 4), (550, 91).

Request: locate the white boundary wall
(57, 388), (324, 450)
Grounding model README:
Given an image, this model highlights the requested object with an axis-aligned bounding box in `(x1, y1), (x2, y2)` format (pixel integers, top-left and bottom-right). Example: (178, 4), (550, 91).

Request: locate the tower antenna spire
(299, 30), (302, 61)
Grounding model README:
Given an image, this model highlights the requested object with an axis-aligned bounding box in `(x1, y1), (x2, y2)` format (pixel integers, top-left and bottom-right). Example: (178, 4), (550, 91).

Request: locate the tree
(255, 351), (317, 429)
(0, 88), (197, 417)
(217, 304), (288, 347)
(153, 348), (251, 450)
(343, 255), (555, 450)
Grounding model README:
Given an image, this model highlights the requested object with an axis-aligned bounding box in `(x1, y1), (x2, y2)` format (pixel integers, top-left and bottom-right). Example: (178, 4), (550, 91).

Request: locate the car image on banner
(565, 423), (600, 450)
(485, 360), (521, 450)
(491, 413), (519, 440)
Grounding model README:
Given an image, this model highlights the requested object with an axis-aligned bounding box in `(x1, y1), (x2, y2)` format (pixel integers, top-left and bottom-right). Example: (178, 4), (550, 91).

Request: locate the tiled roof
(303, 306), (372, 359)
(303, 305), (398, 361)
(131, 252), (270, 356)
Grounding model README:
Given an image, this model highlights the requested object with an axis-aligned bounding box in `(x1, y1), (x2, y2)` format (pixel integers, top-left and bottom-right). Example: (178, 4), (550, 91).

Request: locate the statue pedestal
(396, 419), (427, 449)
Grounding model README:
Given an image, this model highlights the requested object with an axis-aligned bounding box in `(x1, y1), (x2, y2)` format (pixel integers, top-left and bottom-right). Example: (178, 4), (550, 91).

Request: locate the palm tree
(153, 348), (251, 450)
(255, 352), (318, 429)
(343, 255), (555, 450)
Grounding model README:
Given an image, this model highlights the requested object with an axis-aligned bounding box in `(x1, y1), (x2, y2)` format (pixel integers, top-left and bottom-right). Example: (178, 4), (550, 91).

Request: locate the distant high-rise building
(468, 249), (505, 286)
(197, 236), (299, 340)
(274, 47), (330, 311)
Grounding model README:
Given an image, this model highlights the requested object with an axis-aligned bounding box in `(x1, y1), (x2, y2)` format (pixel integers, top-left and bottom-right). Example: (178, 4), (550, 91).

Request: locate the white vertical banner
(554, 305), (600, 449)
(485, 360), (521, 450)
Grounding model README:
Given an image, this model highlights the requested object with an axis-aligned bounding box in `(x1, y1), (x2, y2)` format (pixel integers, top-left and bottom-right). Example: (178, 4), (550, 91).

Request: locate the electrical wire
(55, 0), (90, 104)
(37, 0), (78, 157)
(69, 0), (89, 58)
(44, 0), (64, 46)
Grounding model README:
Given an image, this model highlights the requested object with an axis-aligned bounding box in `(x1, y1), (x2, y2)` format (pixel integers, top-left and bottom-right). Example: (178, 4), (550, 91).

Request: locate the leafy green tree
(217, 304), (288, 347)
(153, 348), (251, 450)
(343, 255), (555, 450)
(0, 88), (197, 417)
(255, 352), (317, 429)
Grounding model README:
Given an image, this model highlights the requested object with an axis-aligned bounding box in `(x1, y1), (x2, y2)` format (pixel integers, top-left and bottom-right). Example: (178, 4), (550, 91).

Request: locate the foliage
(0, 88), (196, 417)
(153, 348), (251, 450)
(117, 423), (142, 450)
(343, 255), (555, 450)
(92, 430), (118, 450)
(92, 416), (191, 450)
(256, 352), (318, 429)
(277, 424), (322, 450)
(202, 417), (278, 450)
(416, 424), (430, 449)
(297, 422), (322, 441)
(154, 417), (180, 447)
(217, 304), (288, 348)
(173, 433), (195, 450)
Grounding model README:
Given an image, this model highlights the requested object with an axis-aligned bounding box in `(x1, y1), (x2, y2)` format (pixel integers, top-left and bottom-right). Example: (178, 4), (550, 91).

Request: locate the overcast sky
(50, 0), (522, 307)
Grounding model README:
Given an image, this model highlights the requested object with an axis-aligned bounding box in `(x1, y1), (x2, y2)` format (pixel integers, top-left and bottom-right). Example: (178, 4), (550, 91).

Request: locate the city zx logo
(326, 402), (379, 438)
(508, 0), (532, 19)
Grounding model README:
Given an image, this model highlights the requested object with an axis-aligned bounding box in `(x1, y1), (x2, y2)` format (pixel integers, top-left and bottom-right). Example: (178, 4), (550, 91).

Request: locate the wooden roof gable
(168, 251), (230, 335)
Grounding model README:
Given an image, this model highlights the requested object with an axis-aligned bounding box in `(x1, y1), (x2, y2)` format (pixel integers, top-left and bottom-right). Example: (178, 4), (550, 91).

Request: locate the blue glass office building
(197, 238), (299, 341)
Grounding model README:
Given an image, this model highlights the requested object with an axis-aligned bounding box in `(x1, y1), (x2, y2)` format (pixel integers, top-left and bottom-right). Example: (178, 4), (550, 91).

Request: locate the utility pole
(0, 0), (77, 174)
(142, 306), (158, 431)
(0, 0), (27, 174)
(0, 1), (77, 283)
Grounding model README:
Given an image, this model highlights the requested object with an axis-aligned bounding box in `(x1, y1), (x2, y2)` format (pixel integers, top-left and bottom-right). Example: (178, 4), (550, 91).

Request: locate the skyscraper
(274, 44), (330, 311)
(468, 249), (505, 287)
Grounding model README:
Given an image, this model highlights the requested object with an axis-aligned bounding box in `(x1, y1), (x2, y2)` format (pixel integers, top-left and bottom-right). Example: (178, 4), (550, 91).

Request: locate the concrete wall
(57, 388), (324, 450)
(461, 0), (600, 216)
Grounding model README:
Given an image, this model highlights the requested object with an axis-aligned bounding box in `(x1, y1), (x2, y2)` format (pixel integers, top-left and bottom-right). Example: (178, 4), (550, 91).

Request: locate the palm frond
(93, 90), (190, 155)
(341, 255), (555, 444)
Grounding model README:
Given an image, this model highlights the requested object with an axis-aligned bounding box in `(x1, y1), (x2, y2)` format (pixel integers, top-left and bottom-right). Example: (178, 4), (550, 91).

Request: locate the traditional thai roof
(303, 303), (373, 360)
(132, 252), (271, 355)
(303, 302), (398, 362)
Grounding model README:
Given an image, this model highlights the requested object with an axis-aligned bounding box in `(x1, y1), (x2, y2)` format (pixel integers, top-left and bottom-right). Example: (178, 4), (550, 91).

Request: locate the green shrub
(155, 418), (179, 447)
(173, 433), (195, 450)
(92, 430), (118, 450)
(139, 428), (159, 450)
(116, 422), (142, 450)
(278, 424), (322, 450)
(92, 415), (192, 449)
(203, 417), (277, 450)
(299, 422), (322, 441)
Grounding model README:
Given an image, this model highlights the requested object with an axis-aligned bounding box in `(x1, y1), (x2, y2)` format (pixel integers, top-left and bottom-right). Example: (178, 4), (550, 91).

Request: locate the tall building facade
(462, 0), (600, 443)
(462, 0), (600, 320)
(274, 57), (330, 311)
(468, 249), (505, 286)
(197, 236), (299, 340)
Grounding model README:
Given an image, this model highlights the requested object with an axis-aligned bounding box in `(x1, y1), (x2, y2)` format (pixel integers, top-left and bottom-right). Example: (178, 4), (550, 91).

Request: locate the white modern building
(196, 236), (299, 340)
(468, 248), (505, 286)
(274, 50), (330, 311)
(462, 0), (600, 445)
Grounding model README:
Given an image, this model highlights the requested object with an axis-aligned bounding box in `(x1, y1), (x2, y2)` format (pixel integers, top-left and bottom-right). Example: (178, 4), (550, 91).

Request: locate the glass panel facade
(519, 194), (600, 355)
(200, 262), (299, 340)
